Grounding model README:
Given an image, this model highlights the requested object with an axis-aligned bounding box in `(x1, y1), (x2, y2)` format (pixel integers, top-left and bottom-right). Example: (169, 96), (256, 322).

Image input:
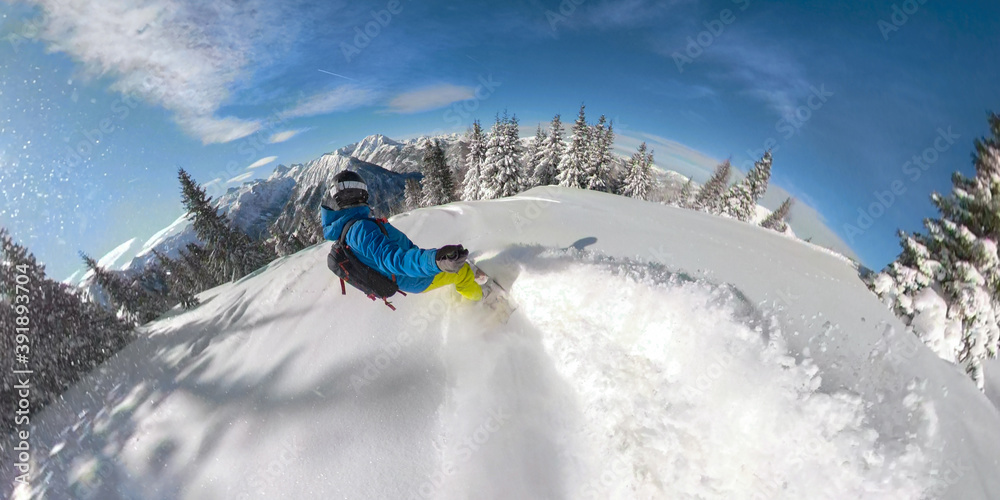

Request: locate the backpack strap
(367, 218), (397, 284)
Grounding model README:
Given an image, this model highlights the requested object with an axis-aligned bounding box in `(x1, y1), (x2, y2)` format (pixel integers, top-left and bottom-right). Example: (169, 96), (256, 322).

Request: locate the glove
(436, 244), (469, 273)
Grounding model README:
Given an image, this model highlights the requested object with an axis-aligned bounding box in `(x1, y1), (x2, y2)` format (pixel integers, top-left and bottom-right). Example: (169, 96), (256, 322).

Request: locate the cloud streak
(279, 86), (376, 119)
(268, 129), (305, 143)
(385, 84), (475, 114)
(246, 156), (278, 170)
(27, 0), (297, 144)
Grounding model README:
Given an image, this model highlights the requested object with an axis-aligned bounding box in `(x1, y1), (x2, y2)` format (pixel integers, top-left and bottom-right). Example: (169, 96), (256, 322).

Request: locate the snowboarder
(321, 170), (484, 302)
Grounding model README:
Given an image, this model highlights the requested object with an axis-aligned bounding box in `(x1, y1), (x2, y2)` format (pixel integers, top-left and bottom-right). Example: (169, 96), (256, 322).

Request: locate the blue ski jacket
(321, 205), (441, 293)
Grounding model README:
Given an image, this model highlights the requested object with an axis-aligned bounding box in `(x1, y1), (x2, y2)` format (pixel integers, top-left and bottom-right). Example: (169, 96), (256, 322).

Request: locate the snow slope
(20, 188), (1000, 499)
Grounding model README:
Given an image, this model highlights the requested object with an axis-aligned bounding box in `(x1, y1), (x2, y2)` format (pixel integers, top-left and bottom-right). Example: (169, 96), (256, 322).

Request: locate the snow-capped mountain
(13, 187), (1000, 499)
(336, 133), (468, 174)
(74, 138), (429, 280)
(72, 132), (798, 291)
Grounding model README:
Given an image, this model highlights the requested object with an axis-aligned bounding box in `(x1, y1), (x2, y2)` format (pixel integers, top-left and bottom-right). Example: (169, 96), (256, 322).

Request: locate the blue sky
(1, 0), (998, 280)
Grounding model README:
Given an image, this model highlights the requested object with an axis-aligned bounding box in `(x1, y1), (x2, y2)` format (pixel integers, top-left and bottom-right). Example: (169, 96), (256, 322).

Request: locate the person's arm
(348, 220), (441, 277)
(320, 207), (339, 241)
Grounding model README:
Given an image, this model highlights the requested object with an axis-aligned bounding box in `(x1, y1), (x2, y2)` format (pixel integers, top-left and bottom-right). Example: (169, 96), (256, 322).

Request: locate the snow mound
(505, 255), (929, 498)
(9, 187), (999, 500)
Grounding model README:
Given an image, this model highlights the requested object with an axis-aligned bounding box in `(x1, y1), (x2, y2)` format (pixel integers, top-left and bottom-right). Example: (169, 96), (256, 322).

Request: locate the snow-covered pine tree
(405, 177), (423, 210)
(178, 168), (274, 282)
(870, 113), (1000, 388)
(522, 124), (546, 191)
(179, 243), (219, 290)
(80, 252), (146, 325)
(693, 160), (732, 214)
(462, 120), (486, 201)
(480, 113), (524, 199)
(621, 142), (655, 200)
(585, 115), (612, 192)
(760, 197), (792, 232)
(558, 105), (590, 189)
(0, 228), (131, 435)
(479, 116), (503, 199)
(676, 178), (695, 208)
(534, 114), (565, 187)
(724, 151), (773, 222)
(421, 141), (455, 206)
(152, 249), (200, 309)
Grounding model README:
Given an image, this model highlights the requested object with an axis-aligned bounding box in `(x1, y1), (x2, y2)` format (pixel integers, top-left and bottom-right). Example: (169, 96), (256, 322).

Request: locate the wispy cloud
(268, 129), (306, 144)
(279, 85), (376, 119)
(704, 32), (813, 118)
(27, 0), (296, 144)
(246, 156), (277, 170)
(385, 84), (475, 114)
(227, 172), (254, 184)
(578, 0), (695, 30)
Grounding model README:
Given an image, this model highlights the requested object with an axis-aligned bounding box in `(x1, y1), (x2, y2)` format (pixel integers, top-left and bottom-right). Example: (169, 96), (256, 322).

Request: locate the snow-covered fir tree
(676, 178), (695, 208)
(522, 124), (546, 191)
(1, 228), (131, 436)
(558, 105), (590, 189)
(178, 168), (275, 282)
(533, 114), (564, 187)
(693, 160), (732, 215)
(870, 114), (1000, 388)
(480, 113), (524, 199)
(462, 120), (486, 201)
(152, 249), (200, 309)
(725, 151), (773, 222)
(585, 115), (615, 192)
(760, 197), (792, 232)
(420, 141), (455, 206)
(80, 252), (157, 325)
(405, 177), (423, 210)
(621, 142), (655, 200)
(178, 243), (219, 291)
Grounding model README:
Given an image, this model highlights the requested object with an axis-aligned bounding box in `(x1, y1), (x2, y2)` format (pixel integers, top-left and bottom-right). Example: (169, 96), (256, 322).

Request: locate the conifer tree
(871, 113), (1000, 388)
(481, 113), (524, 199)
(725, 151), (773, 222)
(522, 124), (546, 190)
(421, 141), (455, 206)
(558, 105), (590, 189)
(80, 252), (145, 325)
(179, 243), (219, 290)
(178, 168), (274, 282)
(693, 160), (733, 214)
(462, 120), (486, 201)
(621, 142), (655, 200)
(760, 197), (792, 232)
(586, 115), (615, 192)
(534, 114), (565, 187)
(1, 228), (131, 436)
(153, 249), (199, 309)
(405, 177), (424, 210)
(677, 178), (695, 208)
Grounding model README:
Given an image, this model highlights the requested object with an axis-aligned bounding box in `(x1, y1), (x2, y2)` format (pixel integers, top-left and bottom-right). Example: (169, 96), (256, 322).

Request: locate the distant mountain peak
(338, 134), (403, 158)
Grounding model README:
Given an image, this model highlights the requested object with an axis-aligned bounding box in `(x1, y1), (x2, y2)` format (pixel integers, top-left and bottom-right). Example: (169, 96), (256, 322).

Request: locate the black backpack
(327, 217), (406, 310)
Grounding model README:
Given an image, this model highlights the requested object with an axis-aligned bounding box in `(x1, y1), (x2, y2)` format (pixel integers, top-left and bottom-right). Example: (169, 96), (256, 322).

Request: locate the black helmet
(329, 170), (369, 209)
